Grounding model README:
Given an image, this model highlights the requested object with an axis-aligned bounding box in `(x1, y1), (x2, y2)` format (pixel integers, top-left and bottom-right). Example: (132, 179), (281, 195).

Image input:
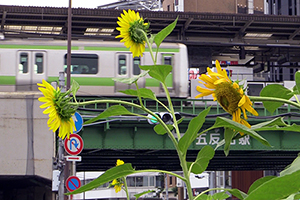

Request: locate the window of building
(167, 5), (170, 11)
(64, 54), (98, 74)
(169, 176), (173, 185)
(19, 53), (28, 74)
(136, 176), (143, 187)
(149, 176), (154, 186)
(34, 53), (43, 74)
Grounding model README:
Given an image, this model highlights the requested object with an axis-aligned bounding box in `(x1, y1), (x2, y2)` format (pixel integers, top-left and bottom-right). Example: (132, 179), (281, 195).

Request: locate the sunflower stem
(134, 81), (145, 109)
(161, 82), (181, 140)
(122, 177), (130, 200)
(249, 96), (300, 110)
(137, 28), (156, 64)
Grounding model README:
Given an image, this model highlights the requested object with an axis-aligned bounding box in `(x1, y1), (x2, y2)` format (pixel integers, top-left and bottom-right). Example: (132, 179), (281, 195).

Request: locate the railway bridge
(75, 96), (300, 172)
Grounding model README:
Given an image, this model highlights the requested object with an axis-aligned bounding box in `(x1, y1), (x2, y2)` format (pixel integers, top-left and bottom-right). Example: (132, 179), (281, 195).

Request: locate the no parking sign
(66, 176), (81, 192)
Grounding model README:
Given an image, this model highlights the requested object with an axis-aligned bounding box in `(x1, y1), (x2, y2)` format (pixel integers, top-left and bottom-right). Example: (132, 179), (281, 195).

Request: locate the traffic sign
(64, 134), (84, 156)
(66, 176), (81, 192)
(65, 156), (82, 162)
(73, 112), (83, 134)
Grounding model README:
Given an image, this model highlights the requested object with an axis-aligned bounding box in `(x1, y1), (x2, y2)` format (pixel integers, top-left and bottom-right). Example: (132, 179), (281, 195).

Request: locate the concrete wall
(0, 92), (54, 179)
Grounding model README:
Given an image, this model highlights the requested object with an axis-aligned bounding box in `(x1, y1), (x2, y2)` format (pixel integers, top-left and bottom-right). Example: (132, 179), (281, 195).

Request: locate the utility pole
(67, 0), (72, 90)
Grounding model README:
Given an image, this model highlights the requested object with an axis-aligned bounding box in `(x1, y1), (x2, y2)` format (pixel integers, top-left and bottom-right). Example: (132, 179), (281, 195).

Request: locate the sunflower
(116, 9), (149, 58)
(37, 79), (76, 139)
(111, 159), (125, 193)
(195, 60), (258, 134)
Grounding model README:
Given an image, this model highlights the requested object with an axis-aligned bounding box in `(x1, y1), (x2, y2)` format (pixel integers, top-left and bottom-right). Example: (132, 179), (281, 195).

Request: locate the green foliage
(247, 176), (276, 194)
(67, 163), (135, 195)
(195, 189), (247, 200)
(294, 71), (300, 94)
(226, 189), (248, 199)
(187, 145), (215, 174)
(260, 84), (293, 114)
(153, 124), (174, 135)
(178, 107), (211, 154)
(134, 190), (156, 200)
(280, 154), (300, 176)
(70, 79), (80, 97)
(211, 117), (271, 147)
(139, 64), (172, 83)
(154, 17), (178, 48)
(84, 105), (143, 124)
(223, 127), (236, 156)
(119, 88), (157, 100)
(245, 170), (300, 200)
(113, 70), (149, 84)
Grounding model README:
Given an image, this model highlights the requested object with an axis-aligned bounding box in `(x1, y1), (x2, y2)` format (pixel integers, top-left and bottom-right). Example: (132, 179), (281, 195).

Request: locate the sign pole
(58, 72), (65, 200)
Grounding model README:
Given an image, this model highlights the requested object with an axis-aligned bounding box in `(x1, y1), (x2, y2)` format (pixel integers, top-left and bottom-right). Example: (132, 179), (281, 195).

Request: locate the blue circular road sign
(73, 112), (83, 134)
(66, 176), (81, 192)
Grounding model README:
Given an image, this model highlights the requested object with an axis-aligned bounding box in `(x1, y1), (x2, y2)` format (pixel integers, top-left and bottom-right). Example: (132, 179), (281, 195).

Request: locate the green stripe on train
(48, 77), (115, 86)
(48, 76), (166, 88)
(84, 46), (180, 52)
(0, 76), (16, 85)
(0, 44), (179, 53)
(0, 76), (172, 88)
(0, 44), (79, 50)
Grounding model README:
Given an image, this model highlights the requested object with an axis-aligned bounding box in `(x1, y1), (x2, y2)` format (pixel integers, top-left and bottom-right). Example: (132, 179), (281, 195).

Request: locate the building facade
(162, 0), (264, 14)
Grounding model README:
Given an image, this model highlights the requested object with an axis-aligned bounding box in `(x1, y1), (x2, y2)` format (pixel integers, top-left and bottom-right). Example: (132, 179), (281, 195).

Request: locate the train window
(133, 57), (141, 75)
(34, 53), (43, 74)
(164, 56), (172, 65)
(19, 53), (28, 74)
(64, 54), (98, 74)
(118, 55), (127, 75)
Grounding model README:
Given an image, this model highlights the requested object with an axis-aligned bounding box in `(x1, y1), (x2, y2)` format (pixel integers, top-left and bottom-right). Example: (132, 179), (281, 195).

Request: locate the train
(0, 39), (189, 97)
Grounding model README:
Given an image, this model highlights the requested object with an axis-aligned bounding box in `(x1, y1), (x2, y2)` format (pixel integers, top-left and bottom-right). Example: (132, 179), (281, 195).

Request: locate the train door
(162, 54), (174, 93)
(115, 53), (145, 92)
(16, 51), (47, 91)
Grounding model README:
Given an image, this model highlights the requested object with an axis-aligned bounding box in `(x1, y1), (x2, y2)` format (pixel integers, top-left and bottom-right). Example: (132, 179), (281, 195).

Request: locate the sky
(1, 0), (117, 8)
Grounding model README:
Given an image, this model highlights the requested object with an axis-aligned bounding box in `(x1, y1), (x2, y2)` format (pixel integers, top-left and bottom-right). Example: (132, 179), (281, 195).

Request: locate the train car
(0, 39), (189, 97)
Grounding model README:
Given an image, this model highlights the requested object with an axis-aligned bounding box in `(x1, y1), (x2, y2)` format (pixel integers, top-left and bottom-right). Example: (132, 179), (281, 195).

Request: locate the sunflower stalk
(249, 96), (300, 110)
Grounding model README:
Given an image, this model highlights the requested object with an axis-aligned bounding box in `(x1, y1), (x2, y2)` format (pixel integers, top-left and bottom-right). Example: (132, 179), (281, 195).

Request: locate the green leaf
(153, 124), (174, 135)
(67, 163), (135, 195)
(70, 80), (80, 97)
(227, 189), (248, 200)
(119, 88), (157, 100)
(292, 85), (299, 95)
(251, 117), (288, 130)
(84, 105), (141, 124)
(139, 65), (172, 83)
(247, 176), (276, 194)
(223, 127), (237, 156)
(260, 84), (293, 114)
(280, 154), (300, 176)
(253, 123), (300, 133)
(295, 71), (300, 93)
(194, 194), (209, 200)
(245, 170), (300, 200)
(178, 107), (211, 154)
(154, 17), (178, 48)
(187, 145), (215, 174)
(113, 70), (149, 84)
(212, 191), (230, 200)
(211, 117), (271, 147)
(134, 190), (156, 200)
